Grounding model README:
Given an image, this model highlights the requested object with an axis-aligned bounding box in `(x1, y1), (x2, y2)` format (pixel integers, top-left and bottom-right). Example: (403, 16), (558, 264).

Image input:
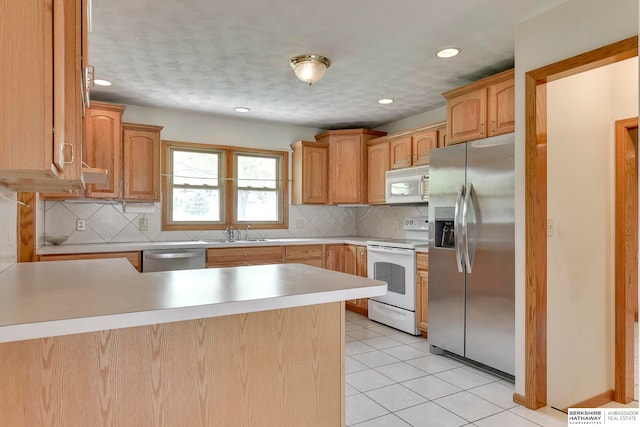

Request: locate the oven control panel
(404, 216), (428, 230)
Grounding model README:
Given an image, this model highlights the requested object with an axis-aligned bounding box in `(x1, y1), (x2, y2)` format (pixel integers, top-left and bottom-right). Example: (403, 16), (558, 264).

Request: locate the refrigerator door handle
(463, 183), (478, 273)
(454, 184), (465, 273)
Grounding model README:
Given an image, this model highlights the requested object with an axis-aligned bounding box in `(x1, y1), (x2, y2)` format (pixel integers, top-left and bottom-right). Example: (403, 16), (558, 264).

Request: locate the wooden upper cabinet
(412, 129), (438, 166)
(367, 140), (390, 205)
(390, 136), (413, 169)
(446, 88), (487, 144)
(488, 78), (515, 136)
(291, 141), (329, 205)
(122, 123), (163, 201)
(443, 68), (514, 145)
(0, 0), (84, 192)
(84, 102), (125, 198)
(315, 129), (386, 205)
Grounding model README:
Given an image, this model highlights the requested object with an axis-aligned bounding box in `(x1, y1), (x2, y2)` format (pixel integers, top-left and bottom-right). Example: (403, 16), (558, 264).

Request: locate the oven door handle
(366, 247), (414, 255)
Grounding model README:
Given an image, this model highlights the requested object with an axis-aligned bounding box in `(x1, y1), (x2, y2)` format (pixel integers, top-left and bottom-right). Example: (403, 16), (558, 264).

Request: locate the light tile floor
(344, 311), (639, 427)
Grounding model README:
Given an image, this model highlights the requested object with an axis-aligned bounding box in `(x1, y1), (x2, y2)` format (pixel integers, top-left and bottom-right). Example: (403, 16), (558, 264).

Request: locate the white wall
(0, 187), (17, 272)
(375, 105), (446, 134)
(122, 104), (323, 150)
(547, 58), (638, 409)
(514, 0), (638, 402)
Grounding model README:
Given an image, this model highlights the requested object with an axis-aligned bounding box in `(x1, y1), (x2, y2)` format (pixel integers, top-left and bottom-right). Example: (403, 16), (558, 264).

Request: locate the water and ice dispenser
(434, 207), (456, 249)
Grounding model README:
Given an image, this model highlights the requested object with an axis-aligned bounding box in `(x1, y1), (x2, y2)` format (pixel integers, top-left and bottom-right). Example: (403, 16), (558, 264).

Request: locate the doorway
(523, 36), (638, 409)
(615, 117), (638, 403)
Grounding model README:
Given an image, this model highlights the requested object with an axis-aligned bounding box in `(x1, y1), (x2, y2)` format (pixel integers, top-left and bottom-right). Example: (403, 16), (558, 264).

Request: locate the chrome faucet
(224, 226), (234, 241)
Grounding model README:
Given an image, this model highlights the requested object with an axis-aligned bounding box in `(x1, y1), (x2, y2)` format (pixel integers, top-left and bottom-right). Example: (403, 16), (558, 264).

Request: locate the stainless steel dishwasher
(141, 248), (206, 272)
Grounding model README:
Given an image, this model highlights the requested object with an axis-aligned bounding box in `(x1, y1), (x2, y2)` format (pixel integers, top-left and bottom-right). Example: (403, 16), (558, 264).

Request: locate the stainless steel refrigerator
(427, 133), (515, 377)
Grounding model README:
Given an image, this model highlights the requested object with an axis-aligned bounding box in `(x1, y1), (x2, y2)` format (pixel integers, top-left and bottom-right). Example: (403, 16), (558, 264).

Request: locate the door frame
(615, 117), (638, 403)
(523, 36), (638, 409)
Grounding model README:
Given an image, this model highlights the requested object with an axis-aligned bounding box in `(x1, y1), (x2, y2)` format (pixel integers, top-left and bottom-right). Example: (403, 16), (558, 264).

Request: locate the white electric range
(366, 216), (428, 335)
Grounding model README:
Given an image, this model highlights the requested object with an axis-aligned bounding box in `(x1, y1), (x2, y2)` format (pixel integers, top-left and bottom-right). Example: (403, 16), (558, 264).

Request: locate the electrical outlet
(139, 217), (149, 232)
(295, 219), (304, 229)
(76, 219), (86, 231)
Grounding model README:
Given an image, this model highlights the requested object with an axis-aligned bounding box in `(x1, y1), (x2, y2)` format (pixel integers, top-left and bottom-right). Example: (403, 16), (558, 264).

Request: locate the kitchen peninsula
(0, 259), (386, 426)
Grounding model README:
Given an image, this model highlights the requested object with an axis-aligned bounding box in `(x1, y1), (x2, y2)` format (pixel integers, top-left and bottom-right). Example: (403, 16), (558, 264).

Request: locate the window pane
(173, 150), (219, 186)
(237, 190), (278, 221)
(237, 155), (277, 188)
(172, 188), (220, 221)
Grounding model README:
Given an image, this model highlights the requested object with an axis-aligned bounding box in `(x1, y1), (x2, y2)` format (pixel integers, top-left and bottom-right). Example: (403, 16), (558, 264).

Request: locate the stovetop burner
(366, 216), (429, 250)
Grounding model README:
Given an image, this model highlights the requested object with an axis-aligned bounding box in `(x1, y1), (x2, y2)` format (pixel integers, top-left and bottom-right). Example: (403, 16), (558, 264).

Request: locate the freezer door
(464, 134), (515, 375)
(428, 143), (466, 357)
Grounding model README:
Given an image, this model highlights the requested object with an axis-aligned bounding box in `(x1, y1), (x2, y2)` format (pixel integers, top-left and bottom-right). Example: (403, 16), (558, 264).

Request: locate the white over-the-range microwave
(385, 165), (429, 204)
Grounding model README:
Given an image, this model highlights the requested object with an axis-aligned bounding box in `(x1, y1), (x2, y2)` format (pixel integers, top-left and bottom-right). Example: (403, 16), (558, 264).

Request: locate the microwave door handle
(462, 183), (477, 273)
(454, 184), (465, 273)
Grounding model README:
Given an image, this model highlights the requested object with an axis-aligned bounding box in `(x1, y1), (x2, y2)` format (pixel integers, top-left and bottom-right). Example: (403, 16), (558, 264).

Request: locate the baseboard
(513, 393), (526, 406)
(560, 390), (615, 413)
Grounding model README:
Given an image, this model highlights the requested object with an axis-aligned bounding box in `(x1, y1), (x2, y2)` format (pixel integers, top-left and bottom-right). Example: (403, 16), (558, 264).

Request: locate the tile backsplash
(0, 188), (18, 272)
(42, 201), (428, 246)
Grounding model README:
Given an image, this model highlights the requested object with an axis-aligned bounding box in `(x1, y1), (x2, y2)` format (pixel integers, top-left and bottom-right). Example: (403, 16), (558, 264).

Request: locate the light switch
(547, 218), (554, 237)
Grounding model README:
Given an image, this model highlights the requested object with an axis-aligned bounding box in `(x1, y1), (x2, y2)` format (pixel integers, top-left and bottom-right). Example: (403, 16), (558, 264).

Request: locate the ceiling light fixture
(436, 47), (460, 58)
(234, 107), (250, 113)
(378, 98), (394, 105)
(94, 79), (112, 86)
(289, 54), (331, 85)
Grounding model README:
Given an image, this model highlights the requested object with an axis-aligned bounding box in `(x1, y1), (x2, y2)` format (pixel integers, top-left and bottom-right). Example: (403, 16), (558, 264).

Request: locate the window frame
(162, 140), (289, 231)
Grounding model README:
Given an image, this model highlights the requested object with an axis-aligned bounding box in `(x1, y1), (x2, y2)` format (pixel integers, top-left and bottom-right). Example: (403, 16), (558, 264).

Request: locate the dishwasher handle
(145, 252), (203, 260)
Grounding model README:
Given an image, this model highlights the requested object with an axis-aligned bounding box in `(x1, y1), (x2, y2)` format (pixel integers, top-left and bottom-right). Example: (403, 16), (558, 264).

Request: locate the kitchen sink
(207, 238), (271, 244)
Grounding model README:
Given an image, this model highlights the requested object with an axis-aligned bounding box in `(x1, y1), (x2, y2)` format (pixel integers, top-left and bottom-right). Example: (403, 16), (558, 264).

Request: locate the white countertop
(37, 236), (376, 255)
(37, 236), (428, 254)
(0, 259), (386, 344)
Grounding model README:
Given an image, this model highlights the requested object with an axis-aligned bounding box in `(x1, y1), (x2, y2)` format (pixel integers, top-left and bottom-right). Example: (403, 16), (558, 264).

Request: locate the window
(162, 141), (288, 230)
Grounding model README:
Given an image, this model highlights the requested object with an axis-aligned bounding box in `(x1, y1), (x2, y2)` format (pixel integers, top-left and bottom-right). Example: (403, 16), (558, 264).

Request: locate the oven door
(367, 245), (416, 311)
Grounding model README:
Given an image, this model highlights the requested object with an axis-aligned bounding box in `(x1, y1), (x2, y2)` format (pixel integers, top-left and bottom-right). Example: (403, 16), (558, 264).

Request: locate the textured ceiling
(90, 0), (565, 129)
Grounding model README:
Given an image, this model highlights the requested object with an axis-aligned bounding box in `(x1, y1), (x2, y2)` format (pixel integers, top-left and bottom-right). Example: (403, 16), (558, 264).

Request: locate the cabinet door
(303, 145), (328, 203)
(416, 270), (429, 333)
(84, 103), (124, 198)
(412, 129), (438, 166)
(447, 88), (487, 145)
(123, 123), (162, 201)
(436, 125), (447, 148)
(325, 244), (345, 272)
(488, 79), (515, 136)
(390, 136), (413, 169)
(344, 244), (357, 275)
(356, 245), (367, 278)
(367, 142), (389, 205)
(0, 0), (63, 183)
(330, 135), (364, 204)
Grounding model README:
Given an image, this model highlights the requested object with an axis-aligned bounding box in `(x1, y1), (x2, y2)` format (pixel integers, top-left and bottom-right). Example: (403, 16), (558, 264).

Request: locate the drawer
(285, 245), (323, 261)
(39, 251), (142, 272)
(416, 253), (429, 271)
(207, 246), (284, 267)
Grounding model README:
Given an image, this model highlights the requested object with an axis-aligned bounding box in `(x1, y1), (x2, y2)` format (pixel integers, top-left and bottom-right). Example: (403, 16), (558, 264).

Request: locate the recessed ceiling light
(94, 79), (112, 86)
(234, 107), (250, 113)
(378, 98), (394, 105)
(436, 48), (460, 58)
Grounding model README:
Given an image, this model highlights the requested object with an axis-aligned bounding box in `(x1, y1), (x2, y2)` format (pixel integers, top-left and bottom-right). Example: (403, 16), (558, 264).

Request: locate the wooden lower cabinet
(416, 253), (429, 336)
(344, 244), (368, 316)
(285, 245), (324, 267)
(0, 303), (345, 427)
(207, 246), (284, 268)
(38, 251), (141, 272)
(324, 244), (345, 272)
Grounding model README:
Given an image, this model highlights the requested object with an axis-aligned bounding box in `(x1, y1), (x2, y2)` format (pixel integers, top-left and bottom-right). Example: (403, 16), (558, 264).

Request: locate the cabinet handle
(63, 142), (75, 164)
(480, 123), (485, 135)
